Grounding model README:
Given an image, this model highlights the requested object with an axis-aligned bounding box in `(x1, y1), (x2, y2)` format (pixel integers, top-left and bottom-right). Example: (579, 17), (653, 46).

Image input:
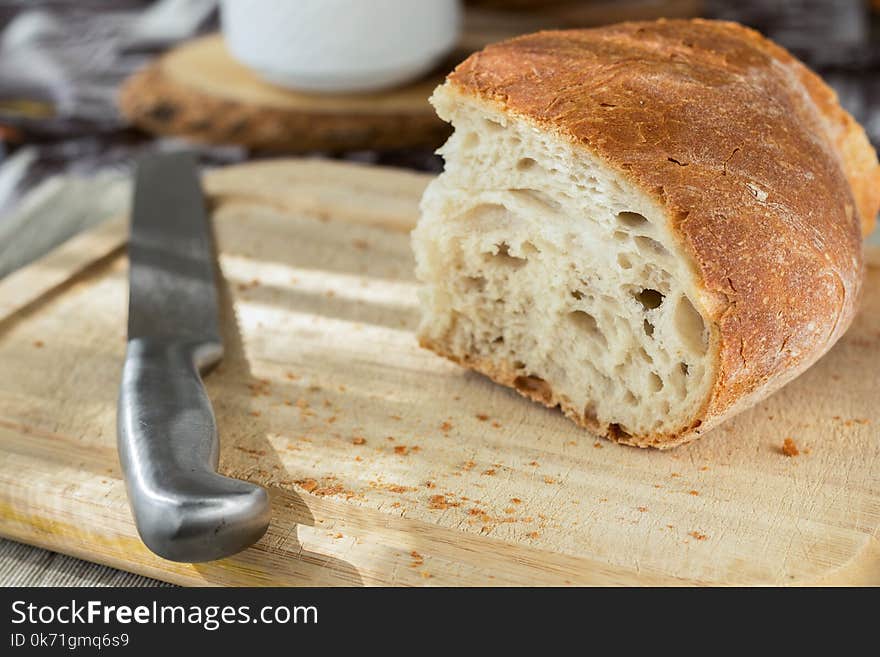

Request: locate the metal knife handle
(117, 337), (270, 562)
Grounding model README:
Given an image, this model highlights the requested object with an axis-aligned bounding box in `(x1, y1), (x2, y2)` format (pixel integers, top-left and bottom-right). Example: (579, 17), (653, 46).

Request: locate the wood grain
(118, 36), (451, 153)
(0, 159), (877, 585)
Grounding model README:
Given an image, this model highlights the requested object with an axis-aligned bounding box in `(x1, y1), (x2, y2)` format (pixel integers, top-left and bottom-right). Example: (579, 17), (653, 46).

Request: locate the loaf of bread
(412, 19), (880, 448)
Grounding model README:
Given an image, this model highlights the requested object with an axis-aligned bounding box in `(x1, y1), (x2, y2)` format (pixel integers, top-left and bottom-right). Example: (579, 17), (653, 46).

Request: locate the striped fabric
(0, 539), (172, 587)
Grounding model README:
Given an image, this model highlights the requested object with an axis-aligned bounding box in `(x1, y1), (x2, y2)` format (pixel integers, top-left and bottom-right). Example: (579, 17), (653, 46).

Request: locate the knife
(117, 152), (269, 562)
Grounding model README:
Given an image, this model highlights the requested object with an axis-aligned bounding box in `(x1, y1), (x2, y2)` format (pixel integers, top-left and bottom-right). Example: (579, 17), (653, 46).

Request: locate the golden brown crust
(731, 25), (880, 237)
(438, 19), (878, 446)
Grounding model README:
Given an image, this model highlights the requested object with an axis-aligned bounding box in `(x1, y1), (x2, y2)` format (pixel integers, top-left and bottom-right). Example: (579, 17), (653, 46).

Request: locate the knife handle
(117, 337), (270, 562)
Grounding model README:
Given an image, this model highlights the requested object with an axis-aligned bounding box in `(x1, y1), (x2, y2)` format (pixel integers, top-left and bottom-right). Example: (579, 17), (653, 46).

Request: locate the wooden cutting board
(0, 159), (877, 586)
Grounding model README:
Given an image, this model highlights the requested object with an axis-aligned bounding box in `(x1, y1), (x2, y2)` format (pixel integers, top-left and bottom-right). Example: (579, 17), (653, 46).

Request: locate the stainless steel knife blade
(128, 151), (220, 344)
(118, 152), (269, 563)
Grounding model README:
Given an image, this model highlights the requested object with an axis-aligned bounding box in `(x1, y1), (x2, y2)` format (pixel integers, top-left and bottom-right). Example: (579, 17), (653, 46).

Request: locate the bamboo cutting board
(0, 159), (878, 586)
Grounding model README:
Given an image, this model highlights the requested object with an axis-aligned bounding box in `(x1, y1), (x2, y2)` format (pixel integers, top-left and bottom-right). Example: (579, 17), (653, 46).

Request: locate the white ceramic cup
(220, 0), (462, 93)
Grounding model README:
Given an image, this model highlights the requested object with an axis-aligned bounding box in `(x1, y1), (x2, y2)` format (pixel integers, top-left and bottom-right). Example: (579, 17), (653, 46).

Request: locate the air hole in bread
(492, 336), (504, 344)
(485, 242), (527, 268)
(509, 188), (562, 212)
(516, 157), (537, 171)
(483, 117), (504, 132)
(635, 236), (669, 257)
(583, 401), (598, 422)
(617, 254), (633, 269)
(643, 319), (655, 336)
(613, 230), (629, 242)
(623, 391), (638, 405)
(462, 275), (486, 291)
(608, 423), (630, 439)
(514, 360), (527, 370)
(635, 288), (664, 310)
(648, 372), (663, 392)
(669, 365), (686, 395)
(674, 297), (707, 354)
(638, 346), (653, 363)
(462, 132), (479, 149)
(514, 375), (553, 403)
(617, 211), (648, 228)
(680, 362), (689, 376)
(462, 203), (507, 224)
(568, 311), (605, 345)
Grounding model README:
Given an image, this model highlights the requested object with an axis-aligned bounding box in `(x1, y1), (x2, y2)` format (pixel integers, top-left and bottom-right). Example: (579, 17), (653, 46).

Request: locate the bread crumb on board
(409, 550), (424, 567)
(781, 437), (800, 457)
(427, 494), (459, 510)
(297, 478), (318, 493)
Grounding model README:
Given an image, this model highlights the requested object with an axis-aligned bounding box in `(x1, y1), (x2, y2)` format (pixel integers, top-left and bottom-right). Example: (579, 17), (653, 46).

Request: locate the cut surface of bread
(412, 19), (880, 448)
(416, 94), (713, 444)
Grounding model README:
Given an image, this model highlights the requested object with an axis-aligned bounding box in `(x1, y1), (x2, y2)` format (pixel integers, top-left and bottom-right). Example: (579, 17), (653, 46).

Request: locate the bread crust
(433, 19), (879, 446)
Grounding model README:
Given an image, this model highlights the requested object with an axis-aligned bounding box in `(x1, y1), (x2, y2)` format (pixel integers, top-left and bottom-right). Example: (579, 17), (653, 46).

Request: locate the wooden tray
(0, 159), (877, 585)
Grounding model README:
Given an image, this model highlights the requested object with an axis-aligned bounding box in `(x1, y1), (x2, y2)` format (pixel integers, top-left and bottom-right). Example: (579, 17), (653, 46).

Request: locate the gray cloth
(0, 538), (170, 587)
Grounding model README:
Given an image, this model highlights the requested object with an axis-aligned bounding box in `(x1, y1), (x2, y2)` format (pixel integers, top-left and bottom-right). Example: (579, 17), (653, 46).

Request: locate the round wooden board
(118, 35), (452, 153)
